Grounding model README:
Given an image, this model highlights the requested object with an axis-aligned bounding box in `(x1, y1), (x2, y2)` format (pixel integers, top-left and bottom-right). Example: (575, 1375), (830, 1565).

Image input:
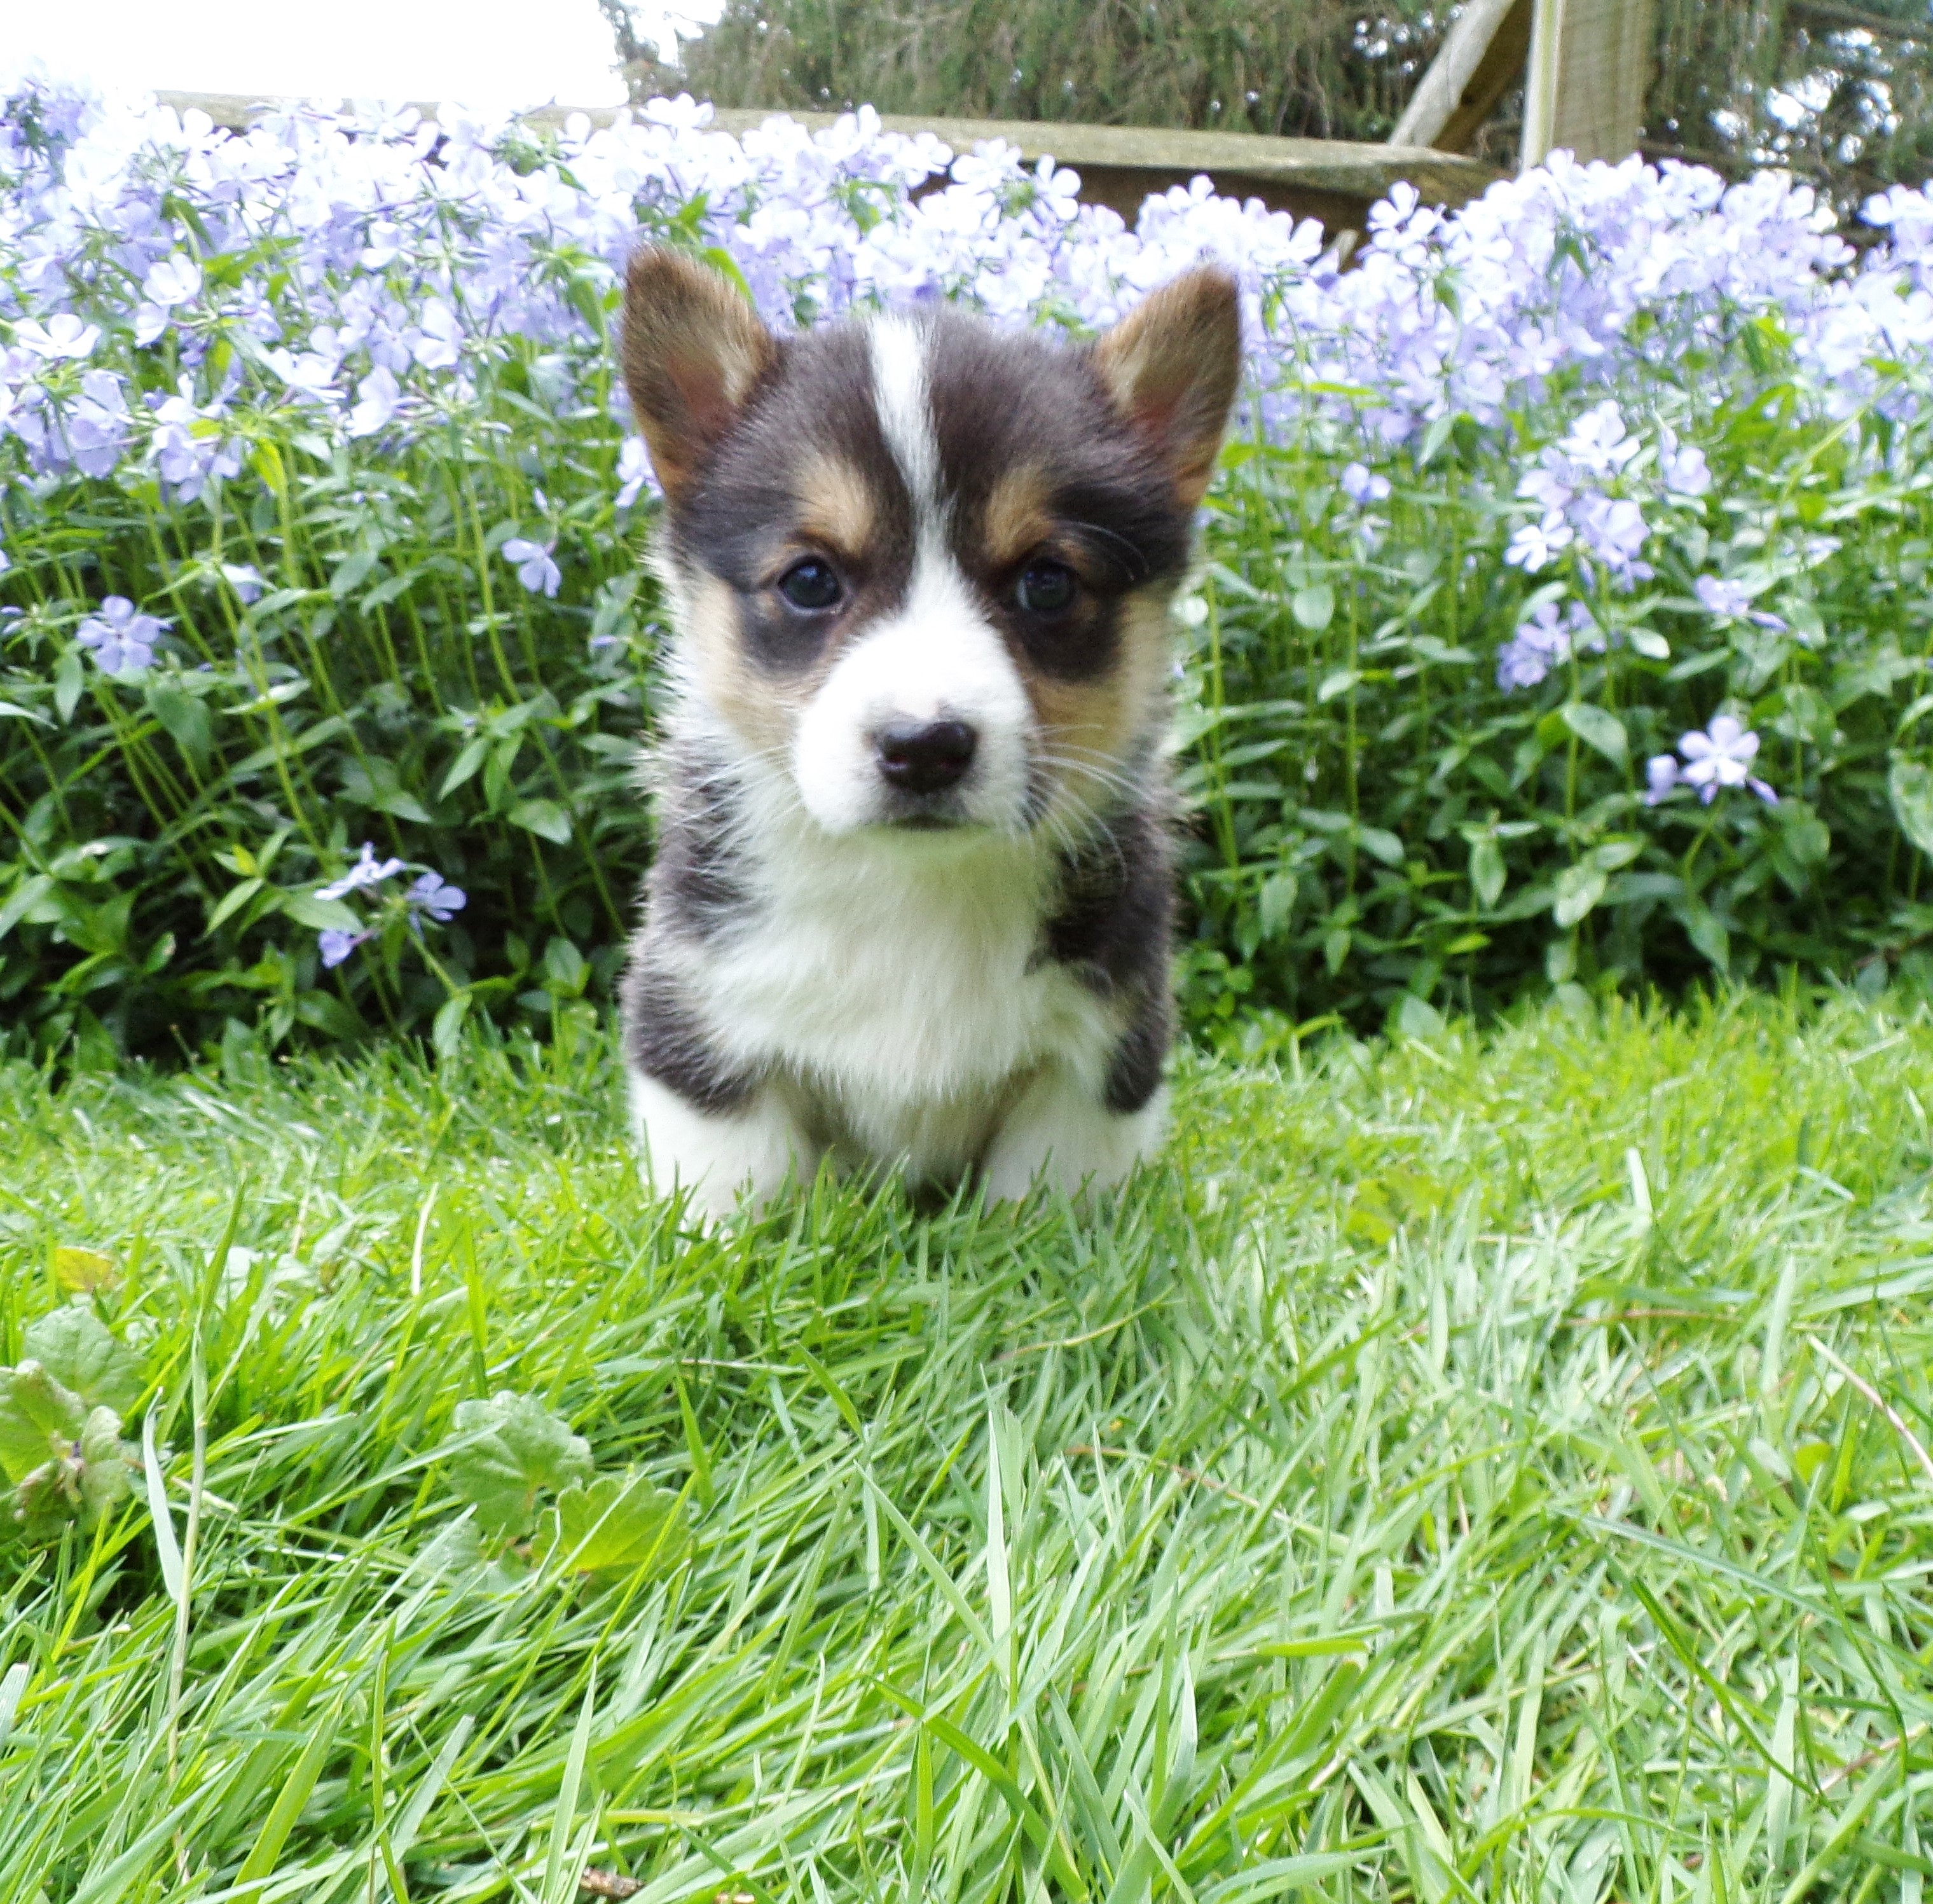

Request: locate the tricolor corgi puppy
(616, 247), (1240, 1220)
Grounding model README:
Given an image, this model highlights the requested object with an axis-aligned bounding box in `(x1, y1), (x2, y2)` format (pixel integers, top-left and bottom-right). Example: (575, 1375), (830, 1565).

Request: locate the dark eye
(777, 558), (842, 611)
(1016, 559), (1076, 616)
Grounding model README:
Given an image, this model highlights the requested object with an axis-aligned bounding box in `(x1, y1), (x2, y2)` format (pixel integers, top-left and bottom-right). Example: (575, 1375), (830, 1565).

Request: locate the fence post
(1520, 0), (1656, 169)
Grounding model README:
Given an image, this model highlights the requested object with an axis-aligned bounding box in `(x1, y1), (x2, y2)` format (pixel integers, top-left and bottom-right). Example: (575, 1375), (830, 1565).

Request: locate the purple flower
(13, 314), (98, 360)
(407, 871), (466, 923)
(1558, 401), (1640, 477)
(406, 300), (462, 371)
(1496, 597), (1594, 691)
(315, 841), (406, 902)
(221, 563), (265, 604)
(266, 347), (341, 406)
(347, 366), (402, 438)
(76, 596), (169, 675)
(1574, 495), (1651, 579)
(615, 437), (658, 508)
(1339, 461), (1390, 504)
(1677, 714), (1778, 804)
(1644, 754), (1681, 804)
(318, 927), (370, 968)
(1658, 431), (1712, 498)
(502, 537), (561, 597)
(1694, 574), (1785, 629)
(1505, 518), (1572, 572)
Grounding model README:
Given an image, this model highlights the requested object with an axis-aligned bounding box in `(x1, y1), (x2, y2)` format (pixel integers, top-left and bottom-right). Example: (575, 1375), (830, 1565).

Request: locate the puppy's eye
(776, 558), (842, 612)
(1016, 559), (1076, 615)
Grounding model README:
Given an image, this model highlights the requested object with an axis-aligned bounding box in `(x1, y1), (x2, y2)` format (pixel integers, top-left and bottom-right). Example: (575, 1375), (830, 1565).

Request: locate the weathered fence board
(157, 92), (1499, 237)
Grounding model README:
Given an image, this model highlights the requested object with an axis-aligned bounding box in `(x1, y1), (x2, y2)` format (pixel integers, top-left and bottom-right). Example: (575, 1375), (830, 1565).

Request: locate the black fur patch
(1042, 803), (1174, 998)
(1104, 983), (1174, 1114)
(620, 954), (760, 1115)
(648, 738), (752, 939)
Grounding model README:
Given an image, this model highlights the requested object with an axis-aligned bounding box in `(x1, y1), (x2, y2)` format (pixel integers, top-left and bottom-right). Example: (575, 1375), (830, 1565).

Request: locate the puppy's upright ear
(621, 248), (776, 506)
(1091, 266), (1242, 511)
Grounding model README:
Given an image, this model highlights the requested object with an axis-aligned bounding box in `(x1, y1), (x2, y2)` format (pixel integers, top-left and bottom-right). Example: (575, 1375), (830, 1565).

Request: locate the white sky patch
(7, 0), (724, 112)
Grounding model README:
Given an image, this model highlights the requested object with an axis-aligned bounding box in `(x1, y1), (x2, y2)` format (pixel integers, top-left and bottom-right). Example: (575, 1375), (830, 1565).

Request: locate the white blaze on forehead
(868, 315), (942, 520)
(787, 313), (1034, 837)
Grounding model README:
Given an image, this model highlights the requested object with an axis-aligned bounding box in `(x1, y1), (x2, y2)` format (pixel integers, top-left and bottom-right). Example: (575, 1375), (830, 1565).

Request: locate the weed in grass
(1, 992), (1930, 1896)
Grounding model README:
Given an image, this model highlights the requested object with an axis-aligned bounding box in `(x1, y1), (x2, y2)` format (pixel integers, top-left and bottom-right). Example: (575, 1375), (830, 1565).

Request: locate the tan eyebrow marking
(794, 452), (878, 559)
(984, 465), (1057, 570)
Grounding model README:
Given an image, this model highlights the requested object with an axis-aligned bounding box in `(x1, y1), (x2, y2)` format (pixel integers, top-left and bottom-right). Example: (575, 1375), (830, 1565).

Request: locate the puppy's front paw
(628, 1071), (812, 1222)
(979, 1068), (1167, 1206)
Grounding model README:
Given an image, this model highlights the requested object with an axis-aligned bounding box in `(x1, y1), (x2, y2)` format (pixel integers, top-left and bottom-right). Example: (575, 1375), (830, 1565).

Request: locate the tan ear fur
(621, 248), (776, 504)
(1090, 267), (1242, 510)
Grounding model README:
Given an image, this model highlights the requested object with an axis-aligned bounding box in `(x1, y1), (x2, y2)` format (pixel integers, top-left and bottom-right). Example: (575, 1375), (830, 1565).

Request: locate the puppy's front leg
(980, 1063), (1167, 1205)
(628, 1070), (813, 1221)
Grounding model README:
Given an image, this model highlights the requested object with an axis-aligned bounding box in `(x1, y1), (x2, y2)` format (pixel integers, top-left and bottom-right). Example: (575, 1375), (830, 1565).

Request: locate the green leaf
(285, 891), (362, 932)
(1258, 872), (1297, 940)
(1888, 755), (1933, 859)
(1358, 826), (1405, 868)
(24, 1306), (143, 1414)
(537, 1471), (689, 1577)
(1291, 583), (1335, 632)
(0, 1364), (88, 1485)
(432, 991), (473, 1060)
(1560, 701), (1628, 768)
(1469, 834), (1505, 910)
(509, 798), (574, 845)
(447, 1392), (593, 1539)
(439, 735), (491, 798)
(1396, 995), (1445, 1040)
(146, 684), (212, 770)
(0, 874), (55, 945)
(54, 648), (84, 723)
(1553, 862), (1609, 928)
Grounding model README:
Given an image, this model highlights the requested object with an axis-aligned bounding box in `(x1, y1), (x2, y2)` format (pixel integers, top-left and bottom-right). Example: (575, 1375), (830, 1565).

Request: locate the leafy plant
(11, 79), (1933, 1057)
(444, 1390), (687, 1581)
(0, 1304), (144, 1543)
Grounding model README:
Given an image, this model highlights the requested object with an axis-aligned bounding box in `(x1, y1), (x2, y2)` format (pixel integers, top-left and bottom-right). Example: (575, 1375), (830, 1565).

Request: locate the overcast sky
(9, 0), (722, 111)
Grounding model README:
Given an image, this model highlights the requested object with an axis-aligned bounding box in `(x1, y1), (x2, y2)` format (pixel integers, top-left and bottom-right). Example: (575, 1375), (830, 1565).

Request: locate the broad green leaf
(24, 1306), (143, 1414)
(1358, 826), (1405, 867)
(509, 798), (573, 844)
(15, 1405), (133, 1538)
(1290, 583), (1335, 631)
(52, 1247), (118, 1294)
(1553, 862), (1609, 928)
(448, 1392), (592, 1539)
(0, 1364), (88, 1484)
(1888, 755), (1933, 859)
(432, 991), (472, 1060)
(535, 1472), (688, 1577)
(1560, 701), (1628, 768)
(1469, 834), (1505, 909)
(1258, 872), (1297, 940)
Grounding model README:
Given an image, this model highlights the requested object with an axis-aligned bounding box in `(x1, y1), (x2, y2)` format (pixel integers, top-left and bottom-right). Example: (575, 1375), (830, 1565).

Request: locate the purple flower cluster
(1646, 716), (1778, 806)
(313, 843), (466, 967)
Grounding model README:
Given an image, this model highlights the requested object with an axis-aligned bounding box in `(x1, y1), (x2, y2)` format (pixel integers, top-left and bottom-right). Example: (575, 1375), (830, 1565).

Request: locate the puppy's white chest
(692, 831), (1110, 1175)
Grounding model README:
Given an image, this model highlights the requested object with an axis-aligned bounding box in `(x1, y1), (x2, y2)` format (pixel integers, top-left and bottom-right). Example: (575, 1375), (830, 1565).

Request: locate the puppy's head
(621, 249), (1240, 842)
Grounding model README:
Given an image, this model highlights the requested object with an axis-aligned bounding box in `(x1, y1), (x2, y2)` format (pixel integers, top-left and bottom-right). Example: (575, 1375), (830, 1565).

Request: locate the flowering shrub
(6, 76), (1933, 1062)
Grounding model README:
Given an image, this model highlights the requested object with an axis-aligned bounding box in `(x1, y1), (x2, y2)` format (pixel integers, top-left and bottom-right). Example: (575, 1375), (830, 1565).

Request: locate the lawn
(3, 994), (1932, 1901)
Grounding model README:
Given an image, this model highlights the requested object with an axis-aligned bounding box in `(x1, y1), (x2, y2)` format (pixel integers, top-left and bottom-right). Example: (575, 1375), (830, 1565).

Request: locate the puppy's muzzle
(874, 718), (978, 796)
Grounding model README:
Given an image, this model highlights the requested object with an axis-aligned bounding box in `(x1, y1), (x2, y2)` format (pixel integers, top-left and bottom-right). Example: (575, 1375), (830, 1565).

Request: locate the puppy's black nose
(876, 719), (977, 794)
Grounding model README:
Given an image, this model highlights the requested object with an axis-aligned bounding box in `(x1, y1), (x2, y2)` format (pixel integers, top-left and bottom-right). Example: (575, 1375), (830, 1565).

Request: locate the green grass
(4, 994), (1933, 1901)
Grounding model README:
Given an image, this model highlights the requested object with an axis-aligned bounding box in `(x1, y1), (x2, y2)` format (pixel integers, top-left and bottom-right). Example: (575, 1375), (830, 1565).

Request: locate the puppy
(616, 247), (1240, 1219)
